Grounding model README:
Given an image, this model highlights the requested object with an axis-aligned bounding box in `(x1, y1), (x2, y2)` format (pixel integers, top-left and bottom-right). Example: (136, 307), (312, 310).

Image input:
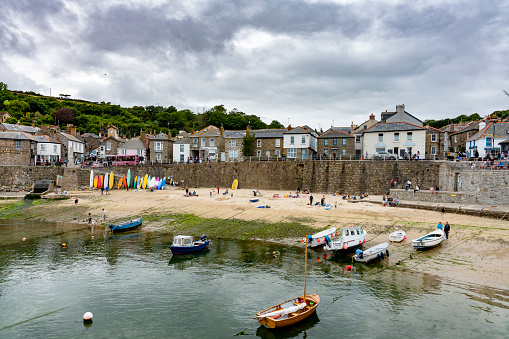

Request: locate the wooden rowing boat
(254, 235), (320, 328)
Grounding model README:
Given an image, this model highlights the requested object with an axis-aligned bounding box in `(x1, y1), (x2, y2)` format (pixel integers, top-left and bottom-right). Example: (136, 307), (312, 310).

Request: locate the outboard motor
(324, 235), (331, 245)
(200, 234), (207, 241)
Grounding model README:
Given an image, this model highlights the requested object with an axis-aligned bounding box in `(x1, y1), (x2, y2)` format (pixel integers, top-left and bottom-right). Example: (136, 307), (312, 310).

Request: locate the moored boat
(303, 227), (337, 248)
(108, 217), (143, 232)
(353, 242), (389, 263)
(412, 229), (445, 250)
(170, 235), (210, 255)
(389, 230), (406, 242)
(323, 226), (366, 252)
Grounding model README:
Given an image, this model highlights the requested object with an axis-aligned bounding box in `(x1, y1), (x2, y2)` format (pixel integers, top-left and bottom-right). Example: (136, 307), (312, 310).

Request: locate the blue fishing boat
(108, 217), (143, 232)
(170, 235), (210, 255)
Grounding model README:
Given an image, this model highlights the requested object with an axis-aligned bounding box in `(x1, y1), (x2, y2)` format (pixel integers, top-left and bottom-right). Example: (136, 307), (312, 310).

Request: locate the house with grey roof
(381, 104), (423, 127)
(189, 125), (225, 162)
(466, 120), (509, 158)
(0, 132), (37, 165)
(353, 114), (378, 158)
(224, 130), (246, 162)
(32, 135), (61, 165)
(173, 138), (190, 163)
(148, 133), (173, 164)
(317, 128), (355, 159)
(0, 122), (40, 134)
(449, 121), (481, 153)
(283, 126), (318, 160)
(363, 122), (427, 159)
(117, 138), (147, 163)
(54, 131), (85, 164)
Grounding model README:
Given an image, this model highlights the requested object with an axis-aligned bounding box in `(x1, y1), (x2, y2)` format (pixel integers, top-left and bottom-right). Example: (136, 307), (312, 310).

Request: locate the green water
(0, 220), (508, 338)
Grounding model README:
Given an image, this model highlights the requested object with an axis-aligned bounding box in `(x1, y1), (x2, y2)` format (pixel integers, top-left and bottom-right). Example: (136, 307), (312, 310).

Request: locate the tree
(52, 107), (76, 124)
(3, 99), (30, 119)
(268, 120), (284, 129)
(242, 130), (256, 157)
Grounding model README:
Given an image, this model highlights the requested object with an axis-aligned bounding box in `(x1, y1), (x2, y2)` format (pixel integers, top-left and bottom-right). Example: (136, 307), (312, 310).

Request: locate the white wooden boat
(389, 230), (406, 242)
(323, 226), (366, 252)
(353, 242), (389, 263)
(412, 229), (445, 250)
(303, 227), (337, 248)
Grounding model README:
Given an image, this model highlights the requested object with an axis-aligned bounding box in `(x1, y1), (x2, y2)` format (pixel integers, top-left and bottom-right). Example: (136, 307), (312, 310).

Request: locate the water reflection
(255, 312), (320, 339)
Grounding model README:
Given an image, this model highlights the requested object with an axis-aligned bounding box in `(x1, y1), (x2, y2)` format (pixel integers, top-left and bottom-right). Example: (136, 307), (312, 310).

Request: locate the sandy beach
(5, 186), (509, 290)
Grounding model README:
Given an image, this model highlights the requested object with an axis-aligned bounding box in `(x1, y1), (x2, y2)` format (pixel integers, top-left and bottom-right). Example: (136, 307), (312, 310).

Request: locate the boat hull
(170, 240), (210, 254)
(108, 218), (143, 232)
(255, 294), (320, 329)
(412, 230), (445, 249)
(305, 227), (337, 248)
(324, 227), (366, 252)
(389, 231), (406, 242)
(353, 242), (389, 263)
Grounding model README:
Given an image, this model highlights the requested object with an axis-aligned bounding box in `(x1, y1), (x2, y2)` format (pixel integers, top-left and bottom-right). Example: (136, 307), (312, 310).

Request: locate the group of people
(382, 195), (399, 207)
(437, 221), (451, 239)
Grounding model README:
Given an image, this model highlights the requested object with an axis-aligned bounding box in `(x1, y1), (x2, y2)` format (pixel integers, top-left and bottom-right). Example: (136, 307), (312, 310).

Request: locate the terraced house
(189, 125), (225, 162)
(283, 126), (318, 160)
(317, 127), (355, 159)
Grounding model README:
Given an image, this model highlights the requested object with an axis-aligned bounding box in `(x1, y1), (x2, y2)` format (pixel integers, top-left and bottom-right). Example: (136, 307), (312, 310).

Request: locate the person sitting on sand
(303, 189), (309, 194)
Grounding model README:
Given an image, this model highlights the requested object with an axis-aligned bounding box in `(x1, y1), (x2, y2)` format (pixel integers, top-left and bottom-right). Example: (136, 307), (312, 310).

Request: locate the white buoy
(83, 312), (93, 323)
(22, 237), (26, 241)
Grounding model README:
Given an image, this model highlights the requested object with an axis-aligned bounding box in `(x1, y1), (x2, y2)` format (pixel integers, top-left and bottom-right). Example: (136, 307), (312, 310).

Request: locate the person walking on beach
(75, 198), (79, 208)
(88, 213), (92, 224)
(444, 222), (450, 239)
(309, 194), (313, 206)
(217, 187), (220, 194)
(102, 209), (106, 222)
(437, 221), (443, 230)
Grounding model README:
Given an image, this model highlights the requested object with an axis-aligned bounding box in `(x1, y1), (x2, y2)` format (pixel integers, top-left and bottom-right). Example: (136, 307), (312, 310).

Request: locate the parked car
(371, 151), (397, 160)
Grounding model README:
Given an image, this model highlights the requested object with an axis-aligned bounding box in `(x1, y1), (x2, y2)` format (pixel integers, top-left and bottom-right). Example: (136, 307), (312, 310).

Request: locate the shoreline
(2, 186), (509, 290)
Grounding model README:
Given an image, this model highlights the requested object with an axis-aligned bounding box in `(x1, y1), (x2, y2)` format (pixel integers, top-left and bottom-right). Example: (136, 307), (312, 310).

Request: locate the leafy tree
(268, 120), (284, 128)
(52, 107), (76, 124)
(5, 117), (17, 124)
(4, 99), (30, 119)
(242, 130), (255, 157)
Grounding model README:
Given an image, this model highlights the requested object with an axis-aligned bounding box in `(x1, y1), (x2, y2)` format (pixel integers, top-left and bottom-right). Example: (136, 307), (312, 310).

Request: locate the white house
(283, 126), (318, 160)
(466, 121), (509, 158)
(33, 135), (61, 164)
(363, 122), (426, 158)
(173, 139), (190, 163)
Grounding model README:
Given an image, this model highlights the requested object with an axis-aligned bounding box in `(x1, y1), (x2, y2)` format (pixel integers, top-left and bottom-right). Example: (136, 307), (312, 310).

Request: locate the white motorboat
(303, 227), (337, 248)
(353, 242), (389, 263)
(323, 226), (366, 252)
(412, 229), (445, 250)
(389, 230), (406, 242)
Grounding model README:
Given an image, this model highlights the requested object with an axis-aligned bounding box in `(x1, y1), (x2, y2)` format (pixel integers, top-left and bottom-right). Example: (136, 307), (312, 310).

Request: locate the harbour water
(0, 220), (508, 338)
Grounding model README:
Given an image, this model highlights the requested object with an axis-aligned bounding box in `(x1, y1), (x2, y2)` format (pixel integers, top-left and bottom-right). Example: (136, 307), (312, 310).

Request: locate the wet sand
(5, 186), (509, 290)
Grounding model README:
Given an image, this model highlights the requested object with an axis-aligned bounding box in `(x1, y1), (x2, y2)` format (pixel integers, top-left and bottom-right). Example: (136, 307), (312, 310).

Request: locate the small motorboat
(303, 227), (337, 248)
(250, 198), (259, 202)
(389, 230), (406, 242)
(353, 242), (389, 263)
(323, 226), (366, 252)
(170, 235), (210, 255)
(108, 217), (143, 232)
(412, 229), (445, 250)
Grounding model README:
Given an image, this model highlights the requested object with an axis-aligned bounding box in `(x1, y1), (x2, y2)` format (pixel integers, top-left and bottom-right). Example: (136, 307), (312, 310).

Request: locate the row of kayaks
(89, 169), (167, 190)
(305, 226), (446, 263)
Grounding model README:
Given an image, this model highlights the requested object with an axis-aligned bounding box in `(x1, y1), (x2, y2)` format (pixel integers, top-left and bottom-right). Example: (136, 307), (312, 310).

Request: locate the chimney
(168, 130), (172, 139)
(140, 129), (146, 142)
(287, 124), (292, 130)
(396, 104), (405, 114)
(220, 124), (224, 137)
(350, 122), (354, 135)
(370, 114), (375, 120)
(71, 126), (76, 137)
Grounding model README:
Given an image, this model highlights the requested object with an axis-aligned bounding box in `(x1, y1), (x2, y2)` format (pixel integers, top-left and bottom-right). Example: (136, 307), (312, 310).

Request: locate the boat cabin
(172, 235), (194, 247)
(340, 226), (363, 239)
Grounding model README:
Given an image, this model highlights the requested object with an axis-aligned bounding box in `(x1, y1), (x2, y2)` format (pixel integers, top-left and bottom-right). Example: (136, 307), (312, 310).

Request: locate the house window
(193, 138), (198, 147)
(229, 150), (238, 158)
(486, 138), (492, 147)
(376, 148), (385, 152)
(378, 133), (383, 142)
(288, 148), (297, 158)
(332, 138), (337, 146)
(156, 153), (161, 161)
(301, 136), (306, 144)
(231, 140), (236, 147)
(407, 132), (413, 141)
(120, 149), (126, 155)
(257, 150), (261, 157)
(275, 150), (280, 156)
(394, 133), (399, 142)
(155, 142), (163, 151)
(301, 149), (306, 160)
(107, 142), (111, 150)
(257, 139), (261, 147)
(454, 135), (457, 143)
(431, 146), (437, 155)
(180, 154), (185, 162)
(342, 149), (347, 156)
(290, 136), (295, 144)
(201, 138), (205, 146)
(324, 149), (329, 156)
(180, 145), (184, 152)
(210, 138), (215, 146)
(431, 134), (437, 142)
(342, 138), (347, 146)
(275, 139), (280, 147)
(324, 139), (329, 146)
(266, 150), (270, 157)
(54, 145), (57, 153)
(137, 150), (142, 156)
(355, 135), (360, 143)
(40, 144), (46, 151)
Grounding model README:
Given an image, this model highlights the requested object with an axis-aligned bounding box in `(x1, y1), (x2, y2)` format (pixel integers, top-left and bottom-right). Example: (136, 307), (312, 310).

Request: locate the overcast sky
(1, 0), (508, 129)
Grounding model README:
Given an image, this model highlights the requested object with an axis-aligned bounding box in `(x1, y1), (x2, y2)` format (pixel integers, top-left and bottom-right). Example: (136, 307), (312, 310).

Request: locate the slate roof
(31, 135), (60, 143)
(385, 111), (423, 126)
(284, 125), (318, 137)
(466, 122), (509, 142)
(174, 138), (190, 144)
(318, 128), (353, 138)
(364, 122), (425, 133)
(81, 133), (100, 139)
(189, 125), (221, 137)
(150, 133), (170, 141)
(1, 123), (40, 134)
(254, 128), (287, 138)
(0, 131), (34, 140)
(450, 121), (481, 136)
(59, 132), (84, 143)
(117, 138), (146, 150)
(224, 130), (246, 139)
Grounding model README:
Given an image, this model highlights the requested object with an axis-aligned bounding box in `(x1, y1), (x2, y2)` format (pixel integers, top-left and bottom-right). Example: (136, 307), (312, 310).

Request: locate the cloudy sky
(1, 0), (508, 129)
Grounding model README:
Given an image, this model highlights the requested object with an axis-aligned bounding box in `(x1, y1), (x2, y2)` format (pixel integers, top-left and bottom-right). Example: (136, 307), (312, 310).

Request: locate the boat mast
(304, 234), (308, 304)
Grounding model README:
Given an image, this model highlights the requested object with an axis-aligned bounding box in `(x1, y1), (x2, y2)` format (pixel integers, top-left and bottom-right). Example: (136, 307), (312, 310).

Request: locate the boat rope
(319, 296), (343, 316)
(233, 319), (258, 336)
(0, 306), (68, 331)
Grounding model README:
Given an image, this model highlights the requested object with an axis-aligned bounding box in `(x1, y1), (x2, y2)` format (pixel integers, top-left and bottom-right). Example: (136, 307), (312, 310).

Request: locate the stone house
(0, 132), (37, 165)
(54, 128), (85, 164)
(253, 128), (287, 159)
(0, 112), (12, 123)
(189, 125), (225, 162)
(424, 125), (446, 159)
(317, 128), (355, 159)
(0, 122), (40, 134)
(449, 120), (481, 153)
(224, 130), (245, 162)
(283, 126), (318, 160)
(148, 133), (173, 164)
(81, 133), (101, 157)
(173, 138), (190, 163)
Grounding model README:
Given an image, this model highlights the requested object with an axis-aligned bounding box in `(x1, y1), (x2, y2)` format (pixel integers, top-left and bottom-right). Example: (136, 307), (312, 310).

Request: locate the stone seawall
(0, 166), (64, 191)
